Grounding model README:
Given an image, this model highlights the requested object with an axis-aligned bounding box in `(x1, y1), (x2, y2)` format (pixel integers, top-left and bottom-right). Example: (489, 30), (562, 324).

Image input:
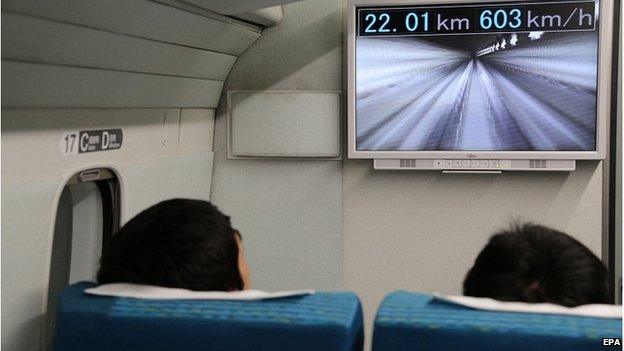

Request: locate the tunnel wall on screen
(355, 32), (599, 152)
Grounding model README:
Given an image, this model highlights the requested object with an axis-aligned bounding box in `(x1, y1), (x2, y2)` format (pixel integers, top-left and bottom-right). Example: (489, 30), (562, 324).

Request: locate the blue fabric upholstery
(373, 291), (622, 351)
(53, 282), (364, 351)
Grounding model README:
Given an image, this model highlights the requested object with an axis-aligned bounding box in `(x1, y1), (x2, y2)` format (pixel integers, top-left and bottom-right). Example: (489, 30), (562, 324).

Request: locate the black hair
(97, 199), (244, 291)
(463, 223), (610, 307)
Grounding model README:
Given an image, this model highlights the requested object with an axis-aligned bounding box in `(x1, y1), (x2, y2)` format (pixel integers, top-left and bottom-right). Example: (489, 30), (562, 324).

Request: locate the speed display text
(358, 1), (596, 36)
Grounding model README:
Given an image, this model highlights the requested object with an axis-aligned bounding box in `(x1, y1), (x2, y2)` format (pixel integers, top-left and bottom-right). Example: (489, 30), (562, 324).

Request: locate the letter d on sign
(101, 131), (110, 150)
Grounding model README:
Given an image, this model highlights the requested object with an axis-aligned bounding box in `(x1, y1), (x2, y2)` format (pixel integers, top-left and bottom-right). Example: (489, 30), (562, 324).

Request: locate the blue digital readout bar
(357, 1), (596, 36)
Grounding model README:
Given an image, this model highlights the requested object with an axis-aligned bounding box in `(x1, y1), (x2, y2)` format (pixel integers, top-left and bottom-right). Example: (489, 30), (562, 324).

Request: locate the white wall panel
(2, 0), (260, 109)
(2, 179), (61, 351)
(2, 0), (260, 55)
(178, 109), (215, 154)
(2, 13), (236, 80)
(123, 152), (214, 218)
(2, 61), (223, 108)
(228, 91), (341, 158)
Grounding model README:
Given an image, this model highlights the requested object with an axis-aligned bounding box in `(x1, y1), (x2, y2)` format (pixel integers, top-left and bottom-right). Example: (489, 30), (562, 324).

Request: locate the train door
(45, 169), (120, 349)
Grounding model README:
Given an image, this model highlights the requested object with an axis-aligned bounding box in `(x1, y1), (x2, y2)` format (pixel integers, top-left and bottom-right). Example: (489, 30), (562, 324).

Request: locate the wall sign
(61, 129), (123, 155)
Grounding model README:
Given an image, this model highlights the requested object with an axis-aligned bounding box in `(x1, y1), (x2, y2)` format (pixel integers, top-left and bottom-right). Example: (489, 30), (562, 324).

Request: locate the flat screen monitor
(347, 0), (613, 159)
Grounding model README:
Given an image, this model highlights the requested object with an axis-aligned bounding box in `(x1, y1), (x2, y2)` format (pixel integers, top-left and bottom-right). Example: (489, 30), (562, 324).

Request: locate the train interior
(1, 0), (622, 350)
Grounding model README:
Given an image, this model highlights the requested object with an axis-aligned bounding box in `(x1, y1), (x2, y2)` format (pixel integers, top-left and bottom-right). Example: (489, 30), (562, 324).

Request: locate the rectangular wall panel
(2, 61), (223, 108)
(2, 13), (236, 80)
(228, 91), (342, 158)
(2, 0), (260, 55)
(178, 109), (216, 154)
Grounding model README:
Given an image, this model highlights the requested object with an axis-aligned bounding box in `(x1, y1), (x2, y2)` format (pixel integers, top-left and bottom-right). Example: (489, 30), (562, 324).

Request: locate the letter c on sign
(80, 133), (89, 152)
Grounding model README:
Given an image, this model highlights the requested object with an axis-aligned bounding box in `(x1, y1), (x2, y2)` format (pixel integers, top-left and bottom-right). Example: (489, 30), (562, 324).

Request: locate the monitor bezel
(347, 0), (613, 160)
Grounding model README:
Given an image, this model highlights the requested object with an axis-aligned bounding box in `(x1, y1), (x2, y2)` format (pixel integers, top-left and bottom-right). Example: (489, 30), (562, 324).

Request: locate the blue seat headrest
(373, 291), (622, 351)
(53, 282), (363, 351)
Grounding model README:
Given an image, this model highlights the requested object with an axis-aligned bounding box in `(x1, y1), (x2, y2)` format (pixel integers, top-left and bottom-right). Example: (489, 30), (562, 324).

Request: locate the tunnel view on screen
(355, 1), (600, 152)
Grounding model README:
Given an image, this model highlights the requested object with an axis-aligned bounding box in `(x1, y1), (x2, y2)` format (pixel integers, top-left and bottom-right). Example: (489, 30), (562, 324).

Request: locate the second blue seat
(373, 291), (621, 351)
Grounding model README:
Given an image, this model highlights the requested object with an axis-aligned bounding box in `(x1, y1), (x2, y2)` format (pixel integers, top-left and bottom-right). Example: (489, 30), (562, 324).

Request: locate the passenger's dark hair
(463, 223), (609, 307)
(97, 199), (244, 291)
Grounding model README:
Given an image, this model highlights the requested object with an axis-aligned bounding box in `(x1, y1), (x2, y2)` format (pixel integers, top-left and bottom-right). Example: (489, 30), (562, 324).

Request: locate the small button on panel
(435, 159), (504, 170)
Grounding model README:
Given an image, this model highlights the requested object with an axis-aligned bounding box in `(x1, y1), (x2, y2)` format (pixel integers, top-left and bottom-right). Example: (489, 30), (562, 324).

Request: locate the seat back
(373, 291), (622, 351)
(54, 282), (364, 351)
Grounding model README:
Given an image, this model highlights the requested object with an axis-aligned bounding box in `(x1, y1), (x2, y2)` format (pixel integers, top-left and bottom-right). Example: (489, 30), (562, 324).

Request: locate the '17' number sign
(61, 129), (123, 155)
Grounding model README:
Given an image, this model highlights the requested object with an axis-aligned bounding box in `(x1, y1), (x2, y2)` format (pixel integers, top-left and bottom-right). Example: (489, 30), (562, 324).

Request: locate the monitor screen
(355, 1), (600, 152)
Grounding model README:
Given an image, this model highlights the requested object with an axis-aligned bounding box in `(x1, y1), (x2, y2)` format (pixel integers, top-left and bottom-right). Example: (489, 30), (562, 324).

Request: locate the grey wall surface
(228, 90), (342, 158)
(211, 0), (343, 291)
(211, 0), (609, 347)
(342, 161), (603, 341)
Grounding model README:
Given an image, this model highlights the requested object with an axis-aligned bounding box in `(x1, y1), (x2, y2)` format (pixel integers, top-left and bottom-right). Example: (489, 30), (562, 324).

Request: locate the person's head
(97, 199), (250, 291)
(463, 223), (609, 307)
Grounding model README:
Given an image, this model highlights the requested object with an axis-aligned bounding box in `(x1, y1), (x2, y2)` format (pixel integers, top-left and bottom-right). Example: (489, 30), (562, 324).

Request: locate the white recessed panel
(228, 91), (341, 158)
